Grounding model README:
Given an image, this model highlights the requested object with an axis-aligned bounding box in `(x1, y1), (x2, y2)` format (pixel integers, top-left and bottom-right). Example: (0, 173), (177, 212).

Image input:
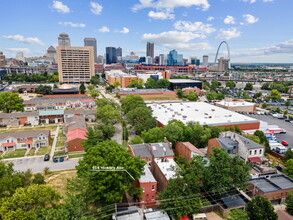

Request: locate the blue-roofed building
(39, 110), (64, 124)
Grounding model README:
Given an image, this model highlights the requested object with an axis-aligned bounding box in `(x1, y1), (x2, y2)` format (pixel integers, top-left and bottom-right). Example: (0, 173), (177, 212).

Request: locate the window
(152, 196), (155, 200)
(142, 187), (145, 192)
(152, 185), (155, 191)
(249, 150), (252, 155)
(254, 150), (257, 155)
(259, 149), (262, 155)
(21, 144), (27, 148)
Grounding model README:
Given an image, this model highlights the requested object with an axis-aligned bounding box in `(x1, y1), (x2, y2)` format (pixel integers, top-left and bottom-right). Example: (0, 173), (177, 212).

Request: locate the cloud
(6, 48), (31, 54)
(90, 1), (103, 15)
(224, 16), (236, 24)
(52, 1), (70, 13)
(3, 34), (44, 46)
(117, 27), (130, 34)
(243, 14), (259, 24)
(148, 10), (174, 20)
(142, 31), (205, 45)
(241, 0), (273, 3)
(98, 26), (110, 33)
(207, 16), (214, 21)
(58, 22), (86, 28)
(132, 0), (210, 12)
(216, 28), (241, 40)
(174, 21), (216, 36)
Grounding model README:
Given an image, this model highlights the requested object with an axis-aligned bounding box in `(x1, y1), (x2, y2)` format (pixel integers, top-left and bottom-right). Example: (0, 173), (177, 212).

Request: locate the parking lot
(249, 115), (293, 148)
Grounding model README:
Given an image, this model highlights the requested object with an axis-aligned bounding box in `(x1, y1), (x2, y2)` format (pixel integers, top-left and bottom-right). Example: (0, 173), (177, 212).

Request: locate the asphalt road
(249, 115), (293, 148)
(2, 156), (81, 173)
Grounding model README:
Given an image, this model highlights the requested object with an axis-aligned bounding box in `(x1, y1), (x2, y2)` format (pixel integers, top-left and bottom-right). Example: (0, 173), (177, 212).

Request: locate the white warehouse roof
(147, 101), (259, 127)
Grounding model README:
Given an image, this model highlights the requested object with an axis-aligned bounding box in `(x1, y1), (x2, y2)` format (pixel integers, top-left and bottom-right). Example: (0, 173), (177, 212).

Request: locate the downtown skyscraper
(146, 42), (154, 58)
(84, 38), (97, 63)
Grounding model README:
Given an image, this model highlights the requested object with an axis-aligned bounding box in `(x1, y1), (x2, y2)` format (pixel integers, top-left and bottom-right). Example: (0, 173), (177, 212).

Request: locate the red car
(281, 140), (289, 146)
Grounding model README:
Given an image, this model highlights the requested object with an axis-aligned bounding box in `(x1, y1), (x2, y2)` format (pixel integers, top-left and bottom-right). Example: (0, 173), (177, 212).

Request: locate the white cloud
(6, 48), (31, 54)
(148, 10), (174, 20)
(216, 28), (241, 40)
(142, 31), (204, 46)
(98, 26), (110, 33)
(52, 1), (70, 13)
(132, 0), (210, 12)
(207, 16), (214, 21)
(58, 22), (86, 28)
(117, 27), (130, 34)
(174, 21), (216, 36)
(3, 34), (44, 46)
(90, 2), (103, 15)
(224, 15), (236, 24)
(243, 14), (259, 24)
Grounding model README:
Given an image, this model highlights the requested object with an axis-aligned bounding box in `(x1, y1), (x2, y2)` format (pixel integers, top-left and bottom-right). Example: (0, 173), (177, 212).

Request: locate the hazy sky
(1, 0), (293, 63)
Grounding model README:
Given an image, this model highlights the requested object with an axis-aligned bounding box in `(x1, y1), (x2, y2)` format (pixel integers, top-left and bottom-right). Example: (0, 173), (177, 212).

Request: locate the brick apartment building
(0, 112), (39, 127)
(0, 130), (51, 152)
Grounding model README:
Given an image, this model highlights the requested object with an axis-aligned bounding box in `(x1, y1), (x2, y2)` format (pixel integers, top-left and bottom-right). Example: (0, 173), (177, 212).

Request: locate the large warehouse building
(147, 101), (260, 131)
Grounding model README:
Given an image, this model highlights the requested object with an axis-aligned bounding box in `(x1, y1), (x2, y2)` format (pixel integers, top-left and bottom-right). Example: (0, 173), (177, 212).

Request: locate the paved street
(249, 115), (293, 148)
(2, 156), (81, 173)
(112, 123), (123, 144)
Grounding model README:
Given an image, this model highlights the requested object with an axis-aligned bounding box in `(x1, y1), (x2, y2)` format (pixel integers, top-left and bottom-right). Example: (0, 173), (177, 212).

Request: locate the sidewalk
(50, 126), (60, 160)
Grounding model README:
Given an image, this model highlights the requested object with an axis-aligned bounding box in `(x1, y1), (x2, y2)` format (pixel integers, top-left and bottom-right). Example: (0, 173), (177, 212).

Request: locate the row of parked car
(43, 154), (67, 162)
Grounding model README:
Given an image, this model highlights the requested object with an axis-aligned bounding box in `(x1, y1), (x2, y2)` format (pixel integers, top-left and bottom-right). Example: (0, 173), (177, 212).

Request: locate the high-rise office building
(97, 55), (105, 64)
(167, 50), (183, 66)
(116, 47), (122, 57)
(202, 55), (209, 67)
(159, 54), (165, 65)
(139, 57), (146, 63)
(106, 47), (117, 64)
(16, 52), (25, 62)
(84, 38), (97, 63)
(146, 42), (154, 58)
(190, 57), (200, 65)
(46, 46), (57, 63)
(145, 56), (153, 65)
(0, 52), (6, 67)
(58, 33), (71, 47)
(57, 46), (95, 83)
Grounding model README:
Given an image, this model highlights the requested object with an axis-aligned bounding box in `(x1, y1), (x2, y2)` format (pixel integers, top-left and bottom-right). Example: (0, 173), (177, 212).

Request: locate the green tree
(285, 148), (293, 161)
(236, 91), (242, 98)
(246, 195), (278, 220)
(226, 81), (236, 89)
(275, 107), (281, 113)
(87, 85), (95, 91)
(243, 92), (250, 99)
(226, 209), (248, 220)
(0, 92), (24, 113)
(113, 81), (121, 88)
(254, 130), (270, 152)
(156, 78), (170, 88)
(79, 83), (86, 94)
(163, 121), (184, 144)
(127, 78), (144, 89)
(96, 98), (118, 108)
(206, 92), (215, 101)
(35, 85), (52, 95)
(120, 95), (146, 114)
(216, 92), (225, 100)
(89, 89), (100, 99)
(126, 107), (156, 134)
(0, 185), (61, 220)
(145, 78), (157, 89)
(211, 80), (220, 91)
(186, 92), (198, 101)
(262, 102), (268, 109)
(32, 173), (45, 185)
(176, 89), (185, 98)
(283, 159), (293, 178)
(244, 83), (253, 91)
(285, 100), (291, 109)
(76, 141), (145, 205)
(254, 92), (262, 99)
(90, 75), (100, 85)
(284, 109), (289, 115)
(96, 105), (121, 125)
(129, 136), (144, 144)
(142, 127), (165, 143)
(286, 191), (293, 215)
(269, 89), (281, 101)
(204, 148), (250, 193)
(18, 88), (24, 93)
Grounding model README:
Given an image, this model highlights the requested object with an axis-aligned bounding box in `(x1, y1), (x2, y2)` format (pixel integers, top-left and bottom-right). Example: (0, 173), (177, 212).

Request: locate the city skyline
(0, 0), (293, 63)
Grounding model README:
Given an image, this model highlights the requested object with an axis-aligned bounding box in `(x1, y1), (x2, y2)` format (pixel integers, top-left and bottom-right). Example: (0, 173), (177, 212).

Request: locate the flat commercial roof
(39, 110), (64, 116)
(140, 164), (156, 183)
(147, 101), (259, 127)
(168, 79), (202, 83)
(118, 89), (175, 95)
(216, 101), (255, 107)
(154, 158), (177, 180)
(249, 174), (293, 193)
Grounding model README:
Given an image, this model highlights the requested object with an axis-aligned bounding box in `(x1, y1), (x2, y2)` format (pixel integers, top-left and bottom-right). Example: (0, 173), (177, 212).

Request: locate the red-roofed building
(67, 128), (87, 152)
(175, 142), (204, 161)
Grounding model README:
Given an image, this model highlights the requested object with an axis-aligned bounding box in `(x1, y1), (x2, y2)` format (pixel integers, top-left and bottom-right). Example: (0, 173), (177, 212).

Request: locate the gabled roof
(67, 128), (87, 142)
(0, 130), (50, 140)
(0, 111), (38, 119)
(129, 144), (152, 158)
(180, 142), (204, 156)
(238, 135), (264, 149)
(65, 115), (87, 131)
(150, 142), (174, 158)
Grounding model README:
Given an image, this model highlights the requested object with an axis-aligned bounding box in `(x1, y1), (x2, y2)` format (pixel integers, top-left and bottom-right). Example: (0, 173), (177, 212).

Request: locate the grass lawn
(27, 148), (36, 156)
(69, 153), (86, 159)
(57, 138), (65, 147)
(45, 170), (77, 197)
(3, 149), (27, 159)
(54, 151), (67, 157)
(37, 146), (52, 156)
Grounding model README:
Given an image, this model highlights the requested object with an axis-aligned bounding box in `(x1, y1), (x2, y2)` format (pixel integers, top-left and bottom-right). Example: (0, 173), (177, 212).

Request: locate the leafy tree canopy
(0, 92), (24, 113)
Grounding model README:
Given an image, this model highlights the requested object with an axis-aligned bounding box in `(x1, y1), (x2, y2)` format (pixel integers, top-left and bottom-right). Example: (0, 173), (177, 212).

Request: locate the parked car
(44, 154), (50, 161)
(285, 119), (291, 122)
(281, 140), (289, 146)
(53, 157), (58, 163)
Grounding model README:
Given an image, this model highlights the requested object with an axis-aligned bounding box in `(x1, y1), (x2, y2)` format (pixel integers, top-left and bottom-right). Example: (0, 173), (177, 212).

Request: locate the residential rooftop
(140, 164), (156, 183)
(249, 174), (293, 193)
(129, 144), (152, 158)
(147, 101), (260, 127)
(150, 142), (174, 158)
(0, 130), (50, 139)
(154, 158), (177, 180)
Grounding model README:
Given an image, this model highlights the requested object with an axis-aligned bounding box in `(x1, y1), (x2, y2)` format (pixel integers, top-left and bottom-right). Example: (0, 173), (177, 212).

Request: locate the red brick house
(175, 142), (204, 161)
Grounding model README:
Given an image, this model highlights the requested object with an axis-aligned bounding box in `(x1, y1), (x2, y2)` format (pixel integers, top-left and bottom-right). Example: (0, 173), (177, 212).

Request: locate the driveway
(2, 156), (81, 173)
(112, 123), (123, 145)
